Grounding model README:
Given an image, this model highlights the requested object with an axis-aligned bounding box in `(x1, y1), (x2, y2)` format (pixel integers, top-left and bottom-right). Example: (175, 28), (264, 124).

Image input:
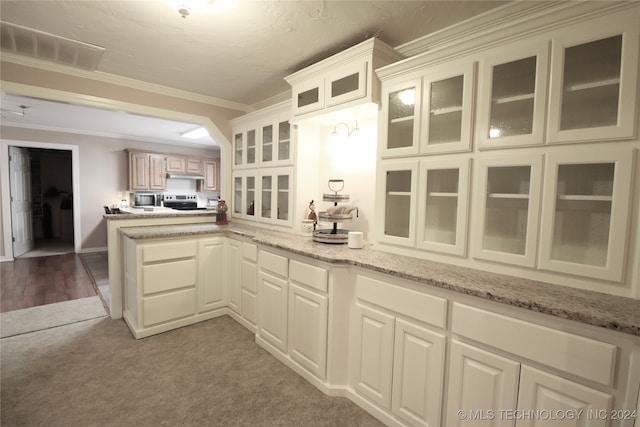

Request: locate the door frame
(1, 140), (81, 260)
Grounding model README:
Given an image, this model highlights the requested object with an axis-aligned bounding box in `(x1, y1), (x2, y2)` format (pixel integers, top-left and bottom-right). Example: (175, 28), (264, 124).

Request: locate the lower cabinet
(198, 238), (226, 313)
(240, 242), (258, 326)
(258, 269), (288, 352)
(226, 239), (242, 314)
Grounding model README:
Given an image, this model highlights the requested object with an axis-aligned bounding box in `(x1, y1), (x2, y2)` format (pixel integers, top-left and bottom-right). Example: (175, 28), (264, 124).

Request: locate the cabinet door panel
(258, 271), (288, 352)
(377, 160), (418, 246)
(447, 340), (519, 427)
(198, 239), (226, 312)
(351, 303), (395, 409)
(516, 366), (612, 427)
(380, 79), (422, 158)
(149, 154), (166, 191)
(392, 318), (446, 427)
(225, 239), (241, 313)
(288, 283), (328, 379)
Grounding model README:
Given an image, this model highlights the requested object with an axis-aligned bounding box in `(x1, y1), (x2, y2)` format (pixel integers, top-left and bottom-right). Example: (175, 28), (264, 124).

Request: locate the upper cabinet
(546, 15), (639, 143)
(476, 41), (549, 149)
(285, 38), (403, 120)
(127, 150), (166, 191)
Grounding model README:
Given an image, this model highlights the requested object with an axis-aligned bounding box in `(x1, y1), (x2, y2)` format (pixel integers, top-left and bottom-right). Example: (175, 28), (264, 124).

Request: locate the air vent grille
(1, 21), (105, 71)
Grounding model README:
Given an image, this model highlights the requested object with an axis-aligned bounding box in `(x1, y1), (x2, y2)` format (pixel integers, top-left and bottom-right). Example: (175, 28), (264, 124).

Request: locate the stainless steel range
(163, 194), (206, 211)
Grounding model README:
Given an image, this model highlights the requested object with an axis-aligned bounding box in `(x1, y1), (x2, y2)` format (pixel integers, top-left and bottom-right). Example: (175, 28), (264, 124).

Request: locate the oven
(163, 194), (207, 211)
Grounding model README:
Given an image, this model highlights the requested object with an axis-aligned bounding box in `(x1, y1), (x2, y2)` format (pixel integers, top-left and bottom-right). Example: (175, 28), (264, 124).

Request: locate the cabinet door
(325, 60), (367, 107)
(391, 318), (446, 427)
(257, 271), (288, 353)
(538, 149), (633, 282)
(288, 283), (328, 380)
(380, 78), (422, 158)
(516, 366), (612, 427)
(260, 123), (274, 164)
(233, 131), (243, 167)
(351, 302), (395, 409)
(446, 340), (519, 427)
(241, 259), (257, 325)
(148, 154), (166, 191)
(292, 77), (324, 116)
(477, 42), (549, 149)
(421, 61), (475, 154)
(245, 175), (256, 220)
(276, 118), (292, 165)
(472, 155), (543, 267)
(246, 129), (257, 167)
(377, 160), (418, 247)
(547, 15), (639, 143)
(166, 156), (185, 173)
(200, 159), (218, 191)
(129, 152), (149, 190)
(197, 238), (226, 313)
(225, 239), (242, 314)
(417, 158), (470, 256)
(185, 158), (203, 175)
(232, 173), (243, 218)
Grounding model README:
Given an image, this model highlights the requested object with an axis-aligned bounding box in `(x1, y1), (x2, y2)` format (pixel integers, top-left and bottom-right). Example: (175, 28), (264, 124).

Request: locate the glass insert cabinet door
(380, 79), (422, 158)
(260, 175), (272, 221)
(417, 158), (470, 256)
(261, 124), (273, 163)
(538, 149), (633, 282)
(246, 129), (256, 166)
(547, 17), (639, 143)
(245, 176), (256, 218)
(477, 42), (549, 149)
(233, 132), (243, 167)
(277, 120), (291, 162)
(325, 60), (367, 107)
(233, 175), (243, 217)
(421, 61), (475, 155)
(472, 155), (543, 267)
(377, 160), (418, 246)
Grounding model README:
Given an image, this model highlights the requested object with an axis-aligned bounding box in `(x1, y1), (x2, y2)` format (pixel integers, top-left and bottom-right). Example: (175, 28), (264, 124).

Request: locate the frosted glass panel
(387, 88), (416, 149)
(261, 176), (272, 218)
(298, 87), (319, 108)
(560, 35), (622, 130)
(385, 170), (412, 238)
(234, 133), (243, 166)
(262, 125), (273, 162)
(247, 130), (256, 165)
(246, 176), (255, 217)
(277, 175), (289, 221)
(278, 121), (290, 161)
(424, 169), (459, 245)
(233, 177), (242, 214)
(429, 75), (464, 144)
(551, 163), (614, 266)
(331, 73), (359, 98)
(489, 56), (536, 139)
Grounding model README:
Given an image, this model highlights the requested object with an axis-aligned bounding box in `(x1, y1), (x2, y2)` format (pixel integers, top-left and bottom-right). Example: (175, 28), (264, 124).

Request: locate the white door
(257, 271), (288, 353)
(197, 238), (226, 313)
(9, 146), (34, 257)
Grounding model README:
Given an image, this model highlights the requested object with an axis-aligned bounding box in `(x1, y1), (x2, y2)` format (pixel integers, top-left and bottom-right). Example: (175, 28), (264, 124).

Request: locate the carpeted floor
(1, 315), (385, 427)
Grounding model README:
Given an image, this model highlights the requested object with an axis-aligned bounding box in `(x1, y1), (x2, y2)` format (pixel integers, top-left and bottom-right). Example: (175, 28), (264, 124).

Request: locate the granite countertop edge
(119, 223), (640, 337)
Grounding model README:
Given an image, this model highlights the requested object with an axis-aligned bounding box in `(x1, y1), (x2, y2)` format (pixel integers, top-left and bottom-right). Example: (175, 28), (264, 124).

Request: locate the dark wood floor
(1, 253), (97, 313)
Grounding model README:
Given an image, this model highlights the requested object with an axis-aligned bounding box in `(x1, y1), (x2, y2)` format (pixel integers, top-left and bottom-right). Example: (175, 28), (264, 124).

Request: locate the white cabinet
(547, 15), (639, 143)
(417, 158), (471, 256)
(377, 160), (418, 246)
(233, 126), (257, 169)
(257, 250), (289, 353)
(286, 38), (403, 119)
(446, 340), (519, 427)
(259, 113), (293, 166)
(380, 78), (423, 158)
(258, 168), (293, 227)
(539, 149), (634, 282)
(241, 242), (258, 326)
(226, 238), (241, 314)
(197, 238), (226, 313)
(472, 154), (543, 267)
(476, 42), (549, 149)
(232, 172), (257, 221)
(517, 366), (612, 427)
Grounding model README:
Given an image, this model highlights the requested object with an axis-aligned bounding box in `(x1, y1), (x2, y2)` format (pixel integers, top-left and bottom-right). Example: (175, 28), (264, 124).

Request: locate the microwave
(134, 193), (162, 207)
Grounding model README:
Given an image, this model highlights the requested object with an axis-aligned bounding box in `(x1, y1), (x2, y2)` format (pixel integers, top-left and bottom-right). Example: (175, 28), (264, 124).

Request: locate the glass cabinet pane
(489, 56), (537, 139)
(331, 73), (359, 98)
(298, 87), (319, 108)
(550, 163), (614, 266)
(278, 121), (290, 161)
(483, 166), (532, 255)
(560, 36), (622, 130)
(246, 176), (255, 217)
(261, 176), (272, 219)
(234, 132), (243, 166)
(277, 174), (289, 221)
(262, 125), (273, 162)
(384, 170), (413, 238)
(428, 76), (464, 144)
(424, 169), (459, 245)
(387, 87), (417, 150)
(233, 176), (242, 215)
(246, 129), (256, 165)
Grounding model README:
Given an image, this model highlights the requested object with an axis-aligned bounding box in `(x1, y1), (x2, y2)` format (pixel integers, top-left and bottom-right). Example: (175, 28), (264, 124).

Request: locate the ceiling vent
(0, 21), (105, 71)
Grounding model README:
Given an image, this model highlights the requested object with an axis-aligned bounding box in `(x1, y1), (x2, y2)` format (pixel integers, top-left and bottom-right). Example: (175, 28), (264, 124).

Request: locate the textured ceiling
(0, 0), (509, 106)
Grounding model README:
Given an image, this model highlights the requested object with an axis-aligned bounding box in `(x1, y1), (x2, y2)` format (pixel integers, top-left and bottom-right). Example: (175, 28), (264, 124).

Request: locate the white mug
(348, 231), (363, 249)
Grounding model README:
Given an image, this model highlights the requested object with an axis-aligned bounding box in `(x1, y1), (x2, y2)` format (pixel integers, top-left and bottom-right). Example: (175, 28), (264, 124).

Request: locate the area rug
(0, 296), (107, 338)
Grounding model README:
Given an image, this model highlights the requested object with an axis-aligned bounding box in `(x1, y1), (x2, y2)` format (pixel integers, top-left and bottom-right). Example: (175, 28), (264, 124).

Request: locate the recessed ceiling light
(181, 127), (209, 139)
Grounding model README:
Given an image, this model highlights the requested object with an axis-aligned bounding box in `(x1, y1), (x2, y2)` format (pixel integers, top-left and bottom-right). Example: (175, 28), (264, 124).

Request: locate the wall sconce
(331, 121), (360, 138)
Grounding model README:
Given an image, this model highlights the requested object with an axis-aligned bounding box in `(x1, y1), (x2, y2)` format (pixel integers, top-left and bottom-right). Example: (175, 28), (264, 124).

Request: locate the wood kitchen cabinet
(127, 150), (166, 191)
(198, 159), (219, 191)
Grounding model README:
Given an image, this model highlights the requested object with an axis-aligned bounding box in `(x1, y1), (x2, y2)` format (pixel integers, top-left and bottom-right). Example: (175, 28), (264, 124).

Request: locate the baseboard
(226, 310), (257, 334)
(80, 247), (108, 254)
(1, 255), (15, 263)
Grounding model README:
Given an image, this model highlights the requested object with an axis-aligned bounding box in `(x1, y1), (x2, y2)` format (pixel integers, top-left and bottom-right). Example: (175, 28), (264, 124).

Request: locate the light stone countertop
(104, 208), (217, 220)
(119, 223), (640, 337)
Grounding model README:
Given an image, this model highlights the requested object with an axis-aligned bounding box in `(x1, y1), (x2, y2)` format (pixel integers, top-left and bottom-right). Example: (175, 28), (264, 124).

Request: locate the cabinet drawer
(143, 288), (196, 327)
(356, 275), (447, 329)
(143, 241), (196, 263)
(451, 303), (617, 386)
(142, 259), (197, 295)
(290, 260), (327, 293)
(259, 250), (288, 277)
(242, 242), (258, 262)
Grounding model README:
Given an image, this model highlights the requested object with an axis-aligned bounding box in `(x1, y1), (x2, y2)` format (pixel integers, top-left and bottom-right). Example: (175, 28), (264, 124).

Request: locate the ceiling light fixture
(331, 121), (360, 138)
(181, 127), (209, 139)
(168, 0), (215, 18)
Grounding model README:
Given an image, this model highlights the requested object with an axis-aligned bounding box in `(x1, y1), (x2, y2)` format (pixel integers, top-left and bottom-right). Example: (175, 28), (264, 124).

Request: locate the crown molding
(1, 52), (251, 113)
(230, 99), (291, 126)
(252, 90), (291, 111)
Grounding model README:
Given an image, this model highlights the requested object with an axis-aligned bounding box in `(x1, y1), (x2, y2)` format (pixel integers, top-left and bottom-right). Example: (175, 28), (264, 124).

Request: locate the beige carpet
(0, 296), (107, 338)
(1, 315), (385, 427)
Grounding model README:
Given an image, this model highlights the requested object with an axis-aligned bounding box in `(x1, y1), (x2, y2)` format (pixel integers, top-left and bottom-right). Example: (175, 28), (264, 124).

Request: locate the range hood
(166, 172), (204, 180)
